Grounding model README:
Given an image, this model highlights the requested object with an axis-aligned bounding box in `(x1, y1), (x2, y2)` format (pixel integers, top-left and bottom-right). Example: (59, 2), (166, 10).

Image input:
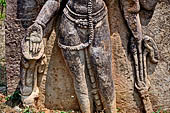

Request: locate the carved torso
(67, 0), (104, 14)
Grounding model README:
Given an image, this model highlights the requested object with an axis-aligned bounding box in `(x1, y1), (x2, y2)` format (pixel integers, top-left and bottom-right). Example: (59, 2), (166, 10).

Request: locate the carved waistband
(59, 3), (107, 50)
(63, 3), (107, 29)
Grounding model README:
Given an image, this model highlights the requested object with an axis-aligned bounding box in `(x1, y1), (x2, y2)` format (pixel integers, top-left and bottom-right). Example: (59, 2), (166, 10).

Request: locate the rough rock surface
(5, 0), (170, 112)
(108, 1), (170, 112)
(0, 21), (5, 64)
(5, 0), (41, 94)
(142, 2), (170, 112)
(0, 20), (6, 94)
(107, 0), (142, 112)
(43, 29), (79, 110)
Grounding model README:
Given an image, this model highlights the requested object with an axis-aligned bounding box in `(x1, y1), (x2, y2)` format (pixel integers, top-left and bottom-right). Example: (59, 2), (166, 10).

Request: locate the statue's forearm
(35, 0), (61, 28)
(124, 13), (143, 41)
(120, 0), (142, 41)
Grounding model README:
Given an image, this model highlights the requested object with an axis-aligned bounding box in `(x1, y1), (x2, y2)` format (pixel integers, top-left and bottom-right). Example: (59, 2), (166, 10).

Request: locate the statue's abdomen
(67, 0), (105, 15)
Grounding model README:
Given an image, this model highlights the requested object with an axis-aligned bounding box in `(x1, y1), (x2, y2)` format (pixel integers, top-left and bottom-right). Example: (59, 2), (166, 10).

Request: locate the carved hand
(26, 23), (43, 55)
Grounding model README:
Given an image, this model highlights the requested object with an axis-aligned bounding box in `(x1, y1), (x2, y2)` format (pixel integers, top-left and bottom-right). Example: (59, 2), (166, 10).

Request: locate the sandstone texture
(108, 1), (170, 112)
(5, 0), (41, 94)
(142, 2), (170, 111)
(0, 20), (6, 94)
(0, 21), (5, 64)
(5, 0), (170, 112)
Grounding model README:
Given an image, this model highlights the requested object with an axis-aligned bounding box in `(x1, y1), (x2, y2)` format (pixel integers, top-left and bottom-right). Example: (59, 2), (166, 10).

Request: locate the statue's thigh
(89, 16), (112, 77)
(59, 15), (82, 46)
(61, 49), (88, 92)
(88, 17), (114, 99)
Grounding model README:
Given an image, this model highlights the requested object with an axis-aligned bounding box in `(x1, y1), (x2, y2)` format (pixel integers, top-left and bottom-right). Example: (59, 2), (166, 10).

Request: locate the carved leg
(59, 14), (91, 113)
(62, 49), (91, 113)
(21, 58), (38, 105)
(20, 54), (47, 106)
(89, 15), (115, 113)
(20, 58), (33, 97)
(89, 45), (114, 113)
(85, 49), (103, 111)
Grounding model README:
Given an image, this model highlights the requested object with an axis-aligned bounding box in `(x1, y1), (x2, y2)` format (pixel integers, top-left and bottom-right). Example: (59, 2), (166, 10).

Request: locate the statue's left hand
(26, 23), (43, 55)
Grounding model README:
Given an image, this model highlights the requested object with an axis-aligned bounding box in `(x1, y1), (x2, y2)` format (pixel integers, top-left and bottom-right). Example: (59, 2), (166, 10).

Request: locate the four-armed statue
(20, 0), (159, 112)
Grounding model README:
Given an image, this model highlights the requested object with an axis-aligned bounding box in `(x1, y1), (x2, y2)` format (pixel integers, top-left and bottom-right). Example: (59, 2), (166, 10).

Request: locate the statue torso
(67, 0), (105, 14)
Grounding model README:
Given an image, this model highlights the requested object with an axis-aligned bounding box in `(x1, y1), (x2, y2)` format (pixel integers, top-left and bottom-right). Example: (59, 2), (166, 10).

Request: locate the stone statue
(21, 0), (115, 112)
(20, 0), (159, 112)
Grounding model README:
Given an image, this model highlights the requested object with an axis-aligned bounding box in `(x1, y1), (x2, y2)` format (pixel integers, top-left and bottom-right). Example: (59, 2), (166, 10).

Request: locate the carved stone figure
(20, 0), (159, 112)
(120, 0), (159, 112)
(21, 0), (115, 112)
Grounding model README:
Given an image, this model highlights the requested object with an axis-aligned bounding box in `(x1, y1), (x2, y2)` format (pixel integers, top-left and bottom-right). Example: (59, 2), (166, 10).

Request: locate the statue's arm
(23, 0), (62, 55)
(35, 0), (61, 28)
(120, 0), (142, 41)
(140, 0), (158, 10)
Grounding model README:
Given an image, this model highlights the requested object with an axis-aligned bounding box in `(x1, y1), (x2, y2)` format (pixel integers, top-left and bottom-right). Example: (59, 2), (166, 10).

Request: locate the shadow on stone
(5, 90), (22, 108)
(0, 64), (6, 95)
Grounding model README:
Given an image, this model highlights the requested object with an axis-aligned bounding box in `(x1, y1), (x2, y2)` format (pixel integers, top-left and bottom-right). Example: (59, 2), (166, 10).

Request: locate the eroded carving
(20, 0), (160, 112)
(21, 23), (47, 106)
(121, 0), (159, 112)
(21, 0), (115, 112)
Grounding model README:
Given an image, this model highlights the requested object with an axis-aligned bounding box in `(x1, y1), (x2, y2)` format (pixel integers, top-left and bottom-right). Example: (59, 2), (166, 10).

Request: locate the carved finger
(29, 41), (33, 53)
(130, 38), (140, 82)
(37, 43), (41, 52)
(143, 49), (148, 84)
(137, 43), (144, 81)
(33, 43), (36, 54)
(35, 43), (39, 54)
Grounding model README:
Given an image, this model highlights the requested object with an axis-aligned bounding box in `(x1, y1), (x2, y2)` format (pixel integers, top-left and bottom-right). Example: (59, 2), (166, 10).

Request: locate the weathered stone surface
(106, 0), (142, 112)
(0, 17), (6, 96)
(5, 0), (170, 112)
(0, 21), (5, 64)
(20, 0), (116, 112)
(44, 30), (79, 110)
(108, 1), (170, 112)
(5, 0), (43, 94)
(0, 21), (6, 91)
(142, 2), (170, 112)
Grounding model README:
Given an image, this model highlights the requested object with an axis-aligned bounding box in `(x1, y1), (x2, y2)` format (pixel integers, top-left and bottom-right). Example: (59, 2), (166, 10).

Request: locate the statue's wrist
(34, 20), (46, 29)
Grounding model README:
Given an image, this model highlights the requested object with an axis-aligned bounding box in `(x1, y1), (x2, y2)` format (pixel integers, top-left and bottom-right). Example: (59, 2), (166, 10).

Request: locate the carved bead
(96, 100), (101, 106)
(92, 83), (97, 89)
(90, 76), (96, 83)
(94, 94), (100, 100)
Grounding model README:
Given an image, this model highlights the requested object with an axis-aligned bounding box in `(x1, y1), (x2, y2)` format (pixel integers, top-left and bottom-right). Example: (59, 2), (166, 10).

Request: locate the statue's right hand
(26, 23), (43, 55)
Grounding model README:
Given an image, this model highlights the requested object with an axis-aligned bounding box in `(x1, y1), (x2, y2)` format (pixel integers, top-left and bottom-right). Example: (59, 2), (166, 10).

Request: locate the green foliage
(23, 107), (31, 113)
(58, 110), (75, 113)
(0, 0), (6, 19)
(23, 106), (35, 113)
(5, 90), (22, 107)
(117, 108), (120, 113)
(5, 94), (10, 101)
(152, 107), (169, 113)
(8, 90), (21, 101)
(0, 0), (6, 7)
